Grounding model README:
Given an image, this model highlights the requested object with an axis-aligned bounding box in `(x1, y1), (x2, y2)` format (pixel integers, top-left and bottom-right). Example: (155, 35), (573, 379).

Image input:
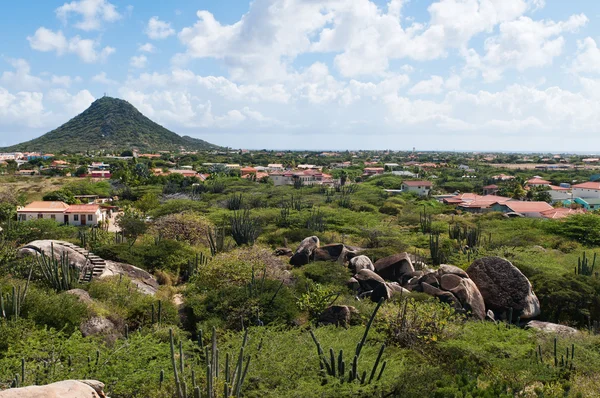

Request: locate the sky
(2, 0), (600, 151)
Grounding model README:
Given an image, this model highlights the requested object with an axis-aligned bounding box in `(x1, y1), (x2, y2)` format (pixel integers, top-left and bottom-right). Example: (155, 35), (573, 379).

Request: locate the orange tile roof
(403, 180), (432, 187)
(540, 208), (585, 219)
(65, 204), (100, 213)
(526, 178), (550, 185)
(19, 201), (69, 212)
(573, 182), (600, 190)
(504, 201), (553, 213)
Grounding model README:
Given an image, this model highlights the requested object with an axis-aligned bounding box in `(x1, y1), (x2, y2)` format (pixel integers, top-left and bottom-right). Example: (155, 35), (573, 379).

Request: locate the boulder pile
(0, 380), (107, 398)
(290, 237), (542, 322)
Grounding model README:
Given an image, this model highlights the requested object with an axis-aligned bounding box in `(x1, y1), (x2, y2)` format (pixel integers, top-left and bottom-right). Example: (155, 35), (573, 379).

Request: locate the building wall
(402, 185), (431, 196)
(66, 211), (104, 226)
(17, 211), (64, 222)
(549, 190), (571, 203)
(573, 188), (600, 199)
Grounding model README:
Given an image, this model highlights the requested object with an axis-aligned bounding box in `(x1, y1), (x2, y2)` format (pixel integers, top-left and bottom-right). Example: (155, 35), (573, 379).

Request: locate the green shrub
(21, 287), (89, 333)
(301, 262), (350, 286)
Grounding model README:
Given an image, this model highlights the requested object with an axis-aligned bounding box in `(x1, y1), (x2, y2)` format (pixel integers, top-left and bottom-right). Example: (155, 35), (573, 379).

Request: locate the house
(267, 164), (284, 171)
(574, 198), (600, 211)
(17, 201), (69, 222)
(364, 167), (385, 176)
(401, 180), (433, 196)
(240, 167), (258, 177)
(392, 170), (418, 178)
(490, 201), (554, 218)
(16, 169), (39, 176)
(269, 169), (336, 186)
(454, 195), (512, 213)
(65, 204), (106, 226)
(572, 182), (600, 199)
(88, 170), (111, 179)
(169, 169), (200, 178)
(17, 201), (106, 225)
(525, 177), (551, 187)
(491, 174), (515, 181)
(482, 185), (499, 195)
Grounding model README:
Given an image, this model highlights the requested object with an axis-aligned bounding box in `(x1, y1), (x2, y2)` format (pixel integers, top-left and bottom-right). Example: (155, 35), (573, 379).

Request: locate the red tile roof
(19, 201), (69, 212)
(65, 204), (100, 214)
(504, 201), (553, 213)
(403, 180), (432, 187)
(526, 178), (550, 185)
(540, 208), (585, 219)
(573, 182), (600, 190)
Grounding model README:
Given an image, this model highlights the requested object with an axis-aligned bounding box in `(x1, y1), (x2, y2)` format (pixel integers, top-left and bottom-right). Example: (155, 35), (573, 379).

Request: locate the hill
(0, 96), (222, 153)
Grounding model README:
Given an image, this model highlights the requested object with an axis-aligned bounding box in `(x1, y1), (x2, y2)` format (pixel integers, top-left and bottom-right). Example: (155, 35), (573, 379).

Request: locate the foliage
(152, 212), (212, 247)
(297, 283), (339, 320)
(229, 209), (261, 246)
(116, 208), (147, 246)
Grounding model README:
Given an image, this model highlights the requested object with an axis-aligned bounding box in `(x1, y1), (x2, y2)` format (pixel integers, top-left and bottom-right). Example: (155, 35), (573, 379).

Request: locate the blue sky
(2, 0), (600, 151)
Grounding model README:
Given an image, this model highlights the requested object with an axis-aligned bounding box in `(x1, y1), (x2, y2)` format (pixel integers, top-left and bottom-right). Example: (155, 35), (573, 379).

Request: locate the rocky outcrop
(319, 305), (359, 327)
(374, 253), (415, 282)
(349, 255), (374, 273)
(80, 317), (117, 338)
(274, 248), (293, 257)
(65, 289), (93, 304)
(525, 321), (579, 335)
(467, 257), (541, 319)
(370, 282), (409, 303)
(354, 269), (385, 292)
(0, 380), (107, 398)
(290, 236), (320, 266)
(18, 240), (158, 295)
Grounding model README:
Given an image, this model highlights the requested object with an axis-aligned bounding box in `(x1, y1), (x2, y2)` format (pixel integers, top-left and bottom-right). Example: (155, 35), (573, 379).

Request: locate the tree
(116, 208), (147, 246)
(43, 189), (77, 204)
(134, 193), (160, 216)
(340, 170), (348, 186)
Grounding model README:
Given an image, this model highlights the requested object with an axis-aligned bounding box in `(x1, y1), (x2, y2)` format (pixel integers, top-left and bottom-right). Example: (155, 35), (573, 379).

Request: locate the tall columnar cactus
(420, 206), (432, 234)
(310, 298), (387, 384)
(36, 243), (84, 291)
(168, 327), (251, 398)
(576, 252), (597, 276)
(429, 233), (446, 266)
(229, 209), (260, 246)
(1, 265), (32, 320)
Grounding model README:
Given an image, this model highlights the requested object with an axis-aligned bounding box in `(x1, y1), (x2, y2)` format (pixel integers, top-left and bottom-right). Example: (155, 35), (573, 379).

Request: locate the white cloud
(409, 75), (445, 95)
(56, 0), (121, 31)
(130, 55), (148, 69)
(465, 14), (588, 81)
(570, 37), (600, 75)
(92, 72), (118, 85)
(28, 27), (115, 63)
(0, 59), (44, 91)
(146, 16), (175, 39)
(138, 43), (156, 53)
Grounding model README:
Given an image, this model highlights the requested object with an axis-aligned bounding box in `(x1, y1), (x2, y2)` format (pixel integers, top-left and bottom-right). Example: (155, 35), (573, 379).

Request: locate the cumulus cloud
(138, 43), (156, 53)
(570, 37), (600, 75)
(28, 27), (115, 63)
(92, 72), (118, 85)
(56, 0), (121, 31)
(130, 55), (148, 69)
(146, 16), (175, 39)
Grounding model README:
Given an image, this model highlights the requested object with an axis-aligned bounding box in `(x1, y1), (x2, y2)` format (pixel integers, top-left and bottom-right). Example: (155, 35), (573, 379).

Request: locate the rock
(102, 261), (159, 295)
(438, 264), (469, 278)
(65, 289), (93, 304)
(440, 273), (463, 291)
(417, 272), (440, 288)
(354, 269), (385, 291)
(0, 380), (107, 398)
(370, 282), (410, 302)
(319, 305), (359, 327)
(347, 277), (360, 290)
(314, 244), (359, 264)
(274, 247), (293, 257)
(447, 278), (486, 320)
(80, 316), (117, 337)
(290, 236), (320, 266)
(467, 257), (541, 319)
(18, 240), (89, 269)
(525, 321), (579, 335)
(421, 282), (462, 310)
(374, 253), (415, 282)
(349, 255), (374, 273)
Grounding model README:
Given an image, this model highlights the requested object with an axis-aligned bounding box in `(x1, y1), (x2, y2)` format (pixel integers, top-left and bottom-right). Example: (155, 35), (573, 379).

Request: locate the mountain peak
(0, 97), (220, 153)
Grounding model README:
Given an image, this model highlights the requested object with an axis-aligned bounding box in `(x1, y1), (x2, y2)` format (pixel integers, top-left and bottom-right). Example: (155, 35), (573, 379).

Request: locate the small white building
(401, 180), (433, 196)
(17, 201), (69, 222)
(17, 202), (106, 226)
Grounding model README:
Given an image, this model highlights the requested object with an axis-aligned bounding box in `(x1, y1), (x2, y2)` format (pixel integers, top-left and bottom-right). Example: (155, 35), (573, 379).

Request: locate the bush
(22, 287), (89, 333)
(301, 262), (350, 286)
(152, 212), (212, 246)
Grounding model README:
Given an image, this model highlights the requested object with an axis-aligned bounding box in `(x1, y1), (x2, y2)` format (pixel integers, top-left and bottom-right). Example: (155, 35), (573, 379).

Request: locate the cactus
(229, 209), (261, 246)
(1, 264), (32, 320)
(208, 222), (227, 256)
(420, 206), (432, 234)
(225, 193), (244, 211)
(306, 208), (326, 233)
(429, 233), (446, 266)
(36, 243), (87, 291)
(575, 252), (597, 276)
(168, 327), (251, 398)
(310, 298), (386, 384)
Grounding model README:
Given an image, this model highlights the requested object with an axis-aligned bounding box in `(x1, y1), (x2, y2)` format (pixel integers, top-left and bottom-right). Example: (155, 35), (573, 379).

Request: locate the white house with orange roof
(17, 202), (106, 226)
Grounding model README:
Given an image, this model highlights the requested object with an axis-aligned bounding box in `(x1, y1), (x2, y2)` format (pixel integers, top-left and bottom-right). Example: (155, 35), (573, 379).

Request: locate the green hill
(1, 96), (222, 153)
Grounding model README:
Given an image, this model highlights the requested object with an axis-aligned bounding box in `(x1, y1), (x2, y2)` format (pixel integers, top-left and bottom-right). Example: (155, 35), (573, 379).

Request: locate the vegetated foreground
(1, 171), (600, 397)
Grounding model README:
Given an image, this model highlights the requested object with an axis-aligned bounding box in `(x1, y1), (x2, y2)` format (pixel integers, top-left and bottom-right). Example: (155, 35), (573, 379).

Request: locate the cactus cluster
(420, 206), (432, 234)
(429, 233), (447, 266)
(309, 299), (387, 384)
(225, 194), (245, 211)
(534, 338), (575, 370)
(229, 209), (260, 246)
(167, 327), (251, 398)
(36, 243), (89, 291)
(1, 265), (31, 320)
(575, 252), (597, 277)
(306, 208), (326, 233)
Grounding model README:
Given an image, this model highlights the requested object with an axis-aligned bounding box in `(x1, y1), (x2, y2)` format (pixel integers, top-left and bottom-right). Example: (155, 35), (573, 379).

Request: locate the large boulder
(65, 289), (93, 305)
(319, 305), (359, 327)
(349, 255), (374, 273)
(354, 269), (385, 291)
(290, 236), (320, 266)
(447, 278), (486, 320)
(467, 257), (541, 319)
(421, 282), (462, 310)
(525, 321), (579, 335)
(18, 240), (89, 269)
(374, 253), (415, 282)
(438, 264), (469, 278)
(313, 243), (357, 264)
(370, 282), (410, 302)
(0, 380), (107, 398)
(102, 261), (158, 295)
(80, 316), (117, 338)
